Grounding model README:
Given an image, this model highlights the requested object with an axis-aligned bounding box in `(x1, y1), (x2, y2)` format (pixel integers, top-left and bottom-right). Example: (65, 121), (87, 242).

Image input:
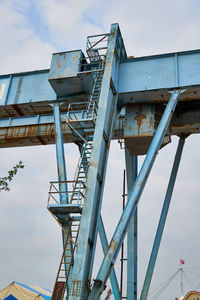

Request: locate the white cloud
(0, 0), (55, 74)
(34, 0), (107, 51)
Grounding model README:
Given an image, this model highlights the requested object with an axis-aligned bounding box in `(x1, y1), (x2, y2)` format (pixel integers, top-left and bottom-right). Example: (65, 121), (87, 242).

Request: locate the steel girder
(68, 24), (126, 299)
(125, 150), (138, 300)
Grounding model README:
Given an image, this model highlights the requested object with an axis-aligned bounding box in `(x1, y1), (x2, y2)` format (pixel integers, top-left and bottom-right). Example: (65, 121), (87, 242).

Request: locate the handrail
(48, 180), (86, 206)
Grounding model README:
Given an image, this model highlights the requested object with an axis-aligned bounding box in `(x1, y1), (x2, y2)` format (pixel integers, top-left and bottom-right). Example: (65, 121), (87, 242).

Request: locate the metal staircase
(51, 216), (79, 300)
(49, 39), (106, 299)
(66, 63), (103, 144)
(50, 140), (93, 299)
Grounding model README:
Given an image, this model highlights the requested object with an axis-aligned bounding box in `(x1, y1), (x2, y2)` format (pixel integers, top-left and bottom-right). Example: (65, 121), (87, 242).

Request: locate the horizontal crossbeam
(0, 49), (200, 118)
(0, 101), (199, 148)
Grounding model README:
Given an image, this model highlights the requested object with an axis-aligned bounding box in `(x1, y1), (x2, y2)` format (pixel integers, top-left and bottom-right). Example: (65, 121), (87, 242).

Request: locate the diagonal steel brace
(140, 136), (186, 299)
(88, 90), (181, 299)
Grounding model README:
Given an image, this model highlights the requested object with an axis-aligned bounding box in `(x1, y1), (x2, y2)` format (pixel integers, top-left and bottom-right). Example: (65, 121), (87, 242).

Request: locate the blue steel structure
(0, 23), (200, 299)
(140, 137), (185, 299)
(125, 151), (138, 299)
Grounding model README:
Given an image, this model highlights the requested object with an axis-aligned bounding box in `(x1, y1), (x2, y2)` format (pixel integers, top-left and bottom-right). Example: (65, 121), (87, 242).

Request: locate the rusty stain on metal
(0, 123), (78, 148)
(89, 159), (98, 169)
(56, 59), (61, 68)
(149, 116), (154, 129)
(72, 55), (78, 62)
(108, 239), (117, 255)
(134, 113), (146, 134)
(140, 131), (153, 136)
(139, 180), (143, 188)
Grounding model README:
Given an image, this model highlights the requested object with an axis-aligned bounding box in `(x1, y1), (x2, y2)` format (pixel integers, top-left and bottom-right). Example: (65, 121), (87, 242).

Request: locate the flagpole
(180, 259), (185, 297)
(180, 266), (184, 297)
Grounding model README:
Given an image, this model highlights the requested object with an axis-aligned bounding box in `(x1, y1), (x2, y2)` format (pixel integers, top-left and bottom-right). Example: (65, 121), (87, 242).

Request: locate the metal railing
(48, 180), (86, 207)
(78, 33), (109, 73)
(78, 54), (105, 73)
(66, 101), (98, 122)
(86, 33), (109, 56)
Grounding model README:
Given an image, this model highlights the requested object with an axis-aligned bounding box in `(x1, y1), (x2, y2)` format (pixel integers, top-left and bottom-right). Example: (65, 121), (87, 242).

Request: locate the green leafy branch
(0, 161), (24, 191)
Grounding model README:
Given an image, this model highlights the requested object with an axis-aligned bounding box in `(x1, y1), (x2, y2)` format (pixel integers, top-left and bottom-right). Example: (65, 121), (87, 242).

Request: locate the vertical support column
(99, 215), (121, 300)
(140, 137), (185, 300)
(89, 90), (180, 299)
(53, 103), (72, 283)
(180, 267), (184, 297)
(125, 149), (138, 300)
(68, 24), (127, 300)
(53, 103), (68, 204)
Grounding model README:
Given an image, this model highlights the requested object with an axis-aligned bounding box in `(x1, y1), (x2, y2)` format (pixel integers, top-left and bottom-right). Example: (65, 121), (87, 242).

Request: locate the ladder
(51, 57), (104, 300)
(69, 142), (92, 206)
(66, 62), (103, 143)
(51, 141), (93, 299)
(51, 217), (80, 300)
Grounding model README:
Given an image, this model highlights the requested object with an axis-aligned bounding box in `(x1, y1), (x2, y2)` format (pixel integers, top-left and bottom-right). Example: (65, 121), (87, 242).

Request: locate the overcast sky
(0, 0), (200, 299)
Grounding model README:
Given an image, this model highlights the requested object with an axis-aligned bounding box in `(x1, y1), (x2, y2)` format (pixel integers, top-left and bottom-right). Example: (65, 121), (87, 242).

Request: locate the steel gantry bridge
(0, 23), (200, 299)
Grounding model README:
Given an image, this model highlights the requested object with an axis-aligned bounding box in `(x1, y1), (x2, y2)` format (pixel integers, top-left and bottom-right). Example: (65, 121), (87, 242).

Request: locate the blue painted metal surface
(140, 136), (185, 300)
(0, 70), (55, 107)
(68, 23), (126, 300)
(1, 50), (200, 111)
(125, 150), (138, 300)
(88, 90), (180, 299)
(99, 215), (121, 300)
(49, 50), (93, 97)
(124, 104), (159, 155)
(53, 104), (68, 204)
(53, 103), (73, 286)
(118, 50), (200, 105)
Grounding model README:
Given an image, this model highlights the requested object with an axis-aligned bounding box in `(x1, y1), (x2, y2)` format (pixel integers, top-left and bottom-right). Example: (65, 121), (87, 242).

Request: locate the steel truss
(0, 22), (199, 300)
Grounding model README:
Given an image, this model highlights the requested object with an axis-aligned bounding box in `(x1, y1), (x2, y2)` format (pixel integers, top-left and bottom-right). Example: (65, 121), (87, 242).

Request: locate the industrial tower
(0, 23), (200, 299)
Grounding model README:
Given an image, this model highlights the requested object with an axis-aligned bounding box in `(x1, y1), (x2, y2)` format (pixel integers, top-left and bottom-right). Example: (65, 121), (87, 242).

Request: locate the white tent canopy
(0, 281), (52, 300)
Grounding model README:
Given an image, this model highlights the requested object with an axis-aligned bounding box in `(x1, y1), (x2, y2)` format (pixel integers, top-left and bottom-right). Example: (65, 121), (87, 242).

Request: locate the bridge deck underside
(0, 100), (199, 149)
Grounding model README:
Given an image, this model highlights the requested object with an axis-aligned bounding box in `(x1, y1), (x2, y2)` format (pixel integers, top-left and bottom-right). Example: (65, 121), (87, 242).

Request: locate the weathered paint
(0, 49), (200, 111)
(88, 90), (180, 299)
(124, 104), (156, 155)
(125, 150), (138, 300)
(53, 103), (73, 287)
(0, 101), (200, 149)
(68, 23), (126, 300)
(118, 50), (200, 105)
(49, 50), (93, 97)
(0, 83), (6, 99)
